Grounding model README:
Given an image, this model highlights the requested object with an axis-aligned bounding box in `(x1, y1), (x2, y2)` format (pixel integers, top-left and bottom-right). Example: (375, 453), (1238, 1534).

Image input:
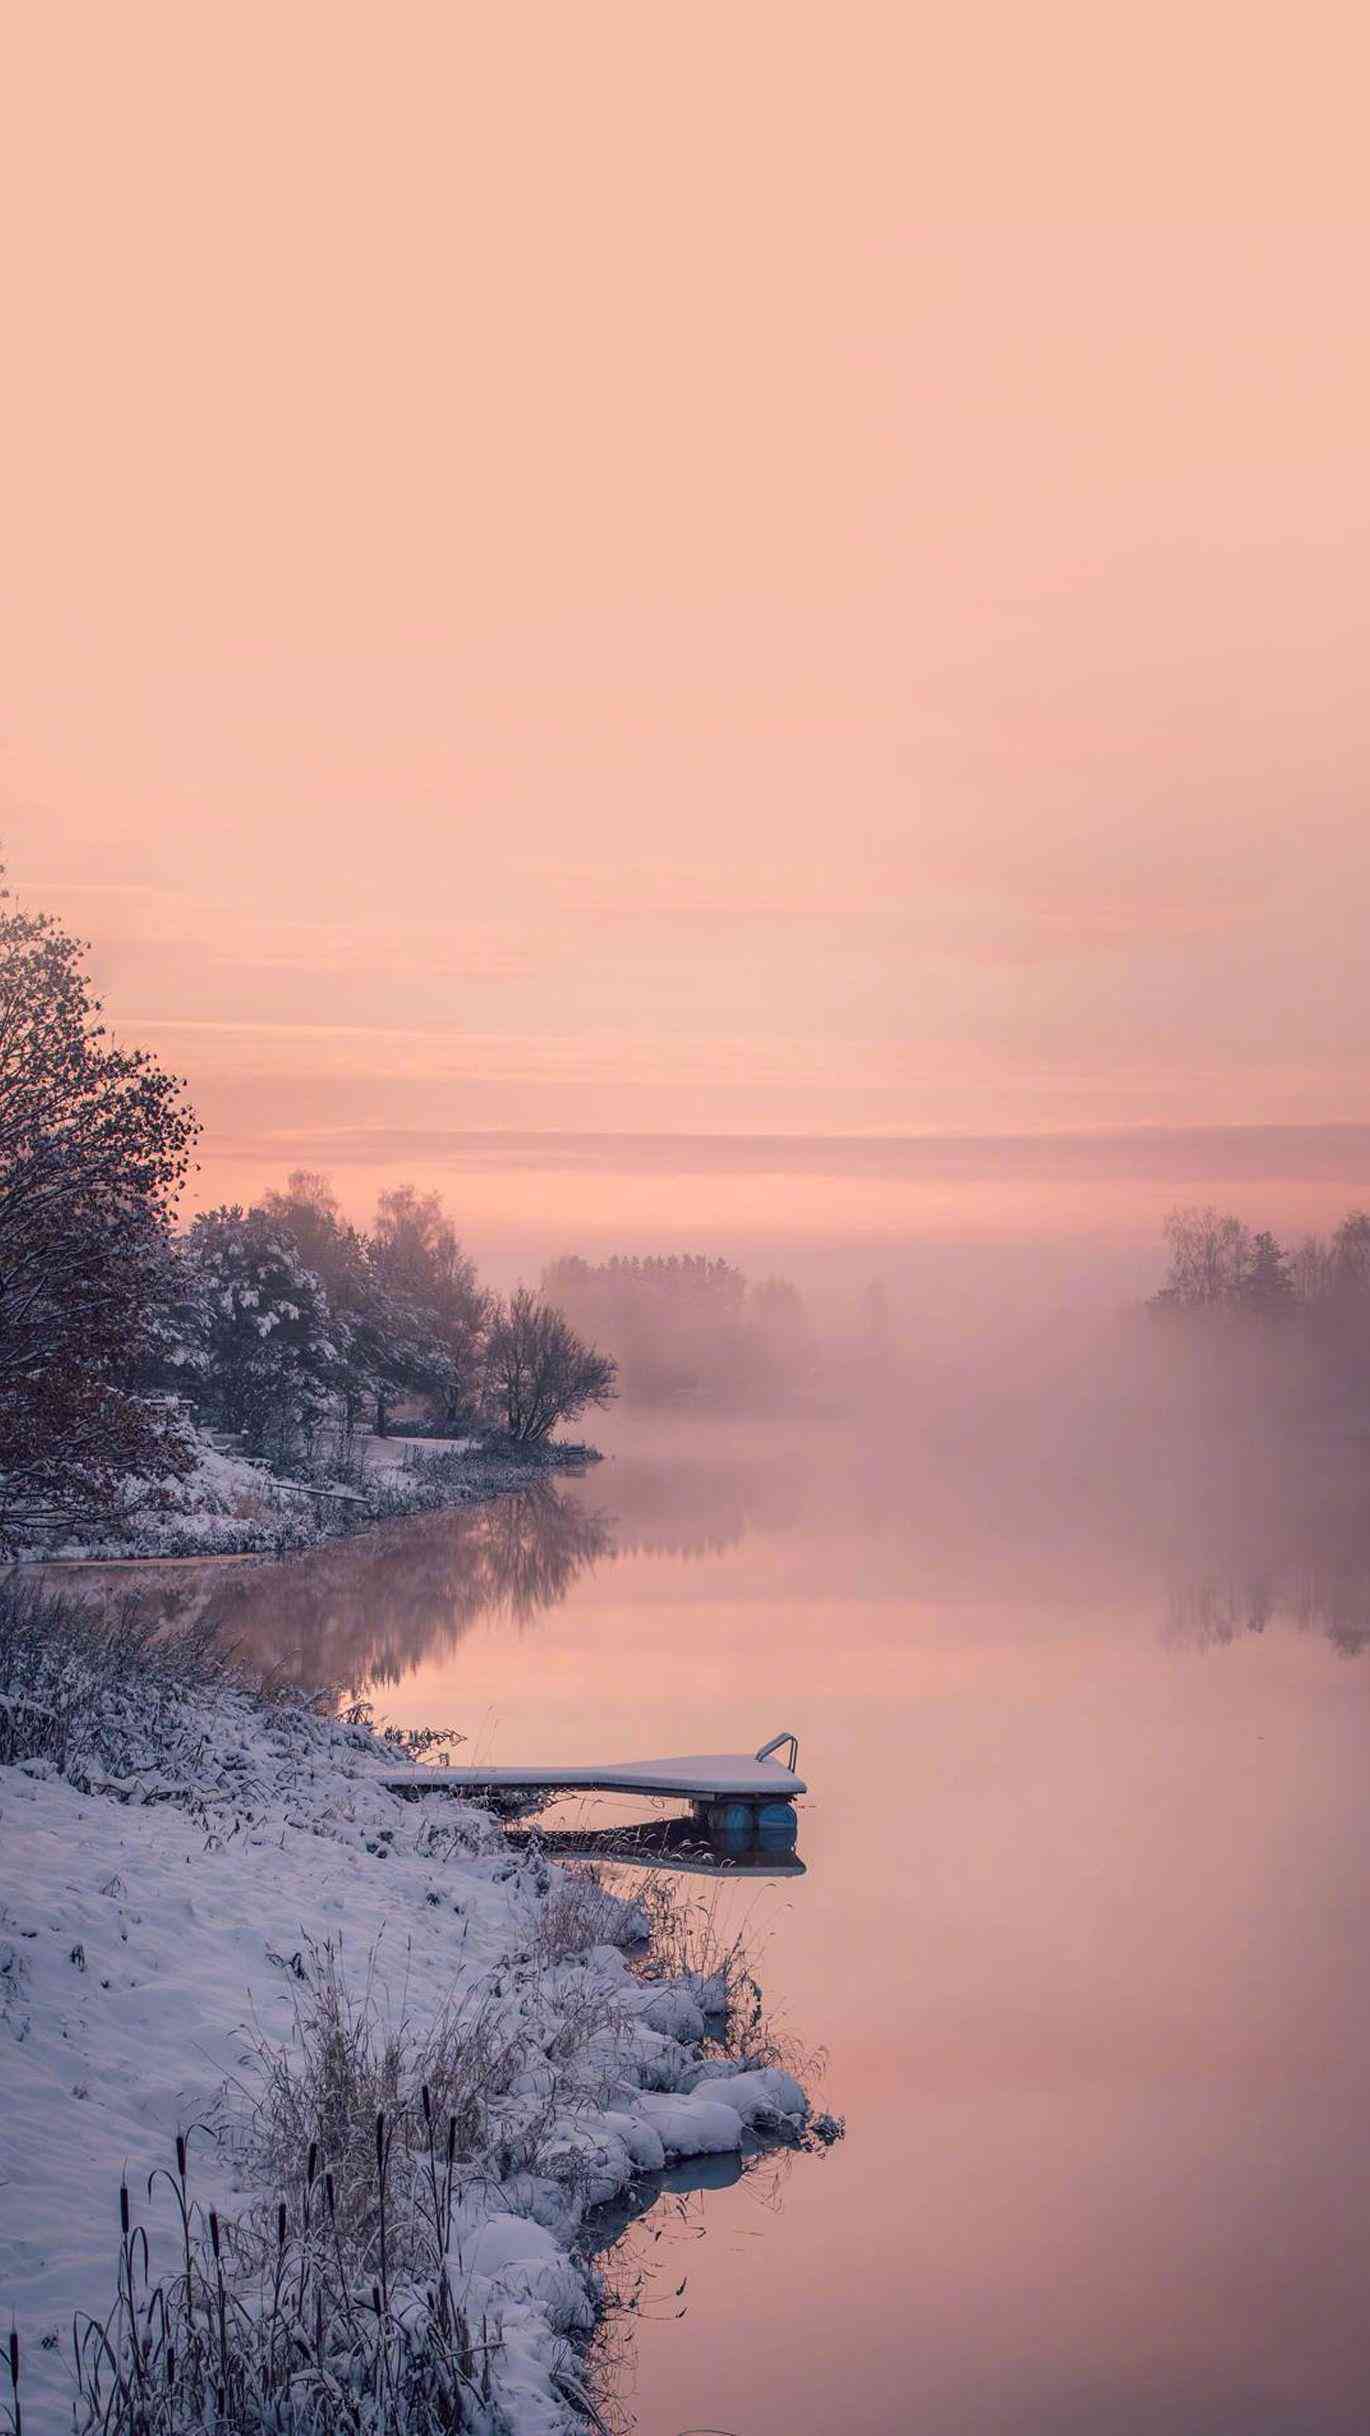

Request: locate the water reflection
(49, 1413), (1370, 2432)
(571, 1441), (807, 1560)
(1165, 1563), (1370, 1656)
(57, 1482), (613, 1689)
(53, 1414), (1370, 1686)
(507, 1810), (807, 1878)
(580, 2148), (801, 2436)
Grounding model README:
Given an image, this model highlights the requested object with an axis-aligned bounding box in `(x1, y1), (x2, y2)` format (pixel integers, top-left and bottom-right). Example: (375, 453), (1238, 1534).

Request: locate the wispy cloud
(17, 877), (532, 986)
(187, 1121), (1370, 1183)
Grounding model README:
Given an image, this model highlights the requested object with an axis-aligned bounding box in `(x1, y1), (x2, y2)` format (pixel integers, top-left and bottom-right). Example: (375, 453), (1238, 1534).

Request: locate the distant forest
(542, 1254), (815, 1410)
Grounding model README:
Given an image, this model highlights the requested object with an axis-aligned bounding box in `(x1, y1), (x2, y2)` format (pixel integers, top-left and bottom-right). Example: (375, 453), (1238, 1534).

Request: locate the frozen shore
(0, 1612), (810, 2434)
(17, 1427), (602, 1565)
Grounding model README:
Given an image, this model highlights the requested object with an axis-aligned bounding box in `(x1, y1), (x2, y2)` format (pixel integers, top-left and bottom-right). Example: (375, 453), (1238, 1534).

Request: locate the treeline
(0, 873), (615, 1537)
(1149, 1203), (1370, 1405)
(1151, 1204), (1370, 1318)
(541, 1253), (815, 1409)
(159, 1174), (617, 1464)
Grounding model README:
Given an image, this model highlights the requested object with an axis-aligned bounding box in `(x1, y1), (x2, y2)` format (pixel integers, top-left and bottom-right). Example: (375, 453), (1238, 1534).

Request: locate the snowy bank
(0, 1595), (810, 2433)
(17, 1427), (601, 1564)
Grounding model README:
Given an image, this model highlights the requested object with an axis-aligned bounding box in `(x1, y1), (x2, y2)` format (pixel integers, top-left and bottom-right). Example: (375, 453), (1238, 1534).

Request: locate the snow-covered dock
(383, 1729), (807, 1805)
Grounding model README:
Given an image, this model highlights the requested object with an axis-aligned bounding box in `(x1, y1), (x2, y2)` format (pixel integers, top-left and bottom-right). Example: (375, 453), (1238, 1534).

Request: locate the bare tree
(485, 1287), (617, 1443)
(257, 1171), (351, 1291)
(1151, 1206), (1253, 1311)
(1290, 1233), (1333, 1306)
(1329, 1210), (1370, 1297)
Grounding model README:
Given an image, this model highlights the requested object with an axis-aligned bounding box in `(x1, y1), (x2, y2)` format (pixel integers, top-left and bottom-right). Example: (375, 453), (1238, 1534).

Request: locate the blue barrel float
(755, 1798), (799, 1851)
(702, 1797), (798, 1852)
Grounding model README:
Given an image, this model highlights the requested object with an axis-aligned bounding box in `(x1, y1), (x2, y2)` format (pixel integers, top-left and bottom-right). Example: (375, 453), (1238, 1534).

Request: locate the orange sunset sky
(5, 5), (1370, 1283)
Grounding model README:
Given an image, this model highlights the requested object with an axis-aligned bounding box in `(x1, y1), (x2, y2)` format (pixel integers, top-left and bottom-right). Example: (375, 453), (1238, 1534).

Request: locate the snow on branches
(0, 884), (199, 1538)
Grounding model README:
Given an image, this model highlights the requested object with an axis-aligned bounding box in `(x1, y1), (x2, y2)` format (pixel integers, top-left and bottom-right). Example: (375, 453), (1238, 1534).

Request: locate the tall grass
(239, 1931), (635, 2232)
(529, 1863), (647, 1970)
(0, 1573), (265, 1779)
(1, 2127), (507, 2436)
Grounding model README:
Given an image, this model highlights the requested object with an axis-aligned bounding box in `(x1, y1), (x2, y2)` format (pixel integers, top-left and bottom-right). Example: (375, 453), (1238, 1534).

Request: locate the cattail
(375, 2110), (386, 2176)
(209, 2209), (221, 2261)
(421, 2082), (432, 2127)
(175, 2133), (186, 2182)
(447, 2116), (456, 2167)
(306, 2139), (318, 2189)
(119, 2184), (130, 2237)
(165, 2344), (175, 2389)
(277, 2201), (287, 2250)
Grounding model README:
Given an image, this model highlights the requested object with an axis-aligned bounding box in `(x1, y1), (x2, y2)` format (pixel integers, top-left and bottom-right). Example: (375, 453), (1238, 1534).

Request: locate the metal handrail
(754, 1730), (800, 1773)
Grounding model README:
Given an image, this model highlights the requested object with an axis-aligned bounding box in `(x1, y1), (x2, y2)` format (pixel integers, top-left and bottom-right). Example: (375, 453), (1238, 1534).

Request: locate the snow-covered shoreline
(0, 1648), (810, 2434)
(14, 1428), (602, 1565)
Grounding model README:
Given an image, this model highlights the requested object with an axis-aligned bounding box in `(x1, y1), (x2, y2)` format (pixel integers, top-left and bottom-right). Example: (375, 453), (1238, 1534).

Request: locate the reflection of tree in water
(1166, 1560), (1370, 1657)
(1163, 1467), (1370, 1659)
(472, 1487), (615, 1633)
(76, 1484), (615, 1692)
(575, 1446), (808, 1563)
(60, 1437), (807, 1698)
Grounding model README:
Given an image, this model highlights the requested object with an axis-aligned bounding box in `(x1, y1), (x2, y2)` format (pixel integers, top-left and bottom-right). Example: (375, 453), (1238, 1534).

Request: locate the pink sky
(5, 5), (1370, 1266)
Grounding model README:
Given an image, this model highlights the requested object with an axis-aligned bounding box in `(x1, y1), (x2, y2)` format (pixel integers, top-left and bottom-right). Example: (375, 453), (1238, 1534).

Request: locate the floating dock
(383, 1729), (806, 1808)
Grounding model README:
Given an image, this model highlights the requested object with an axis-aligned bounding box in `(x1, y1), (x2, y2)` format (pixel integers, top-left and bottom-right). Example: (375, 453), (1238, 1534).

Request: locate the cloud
(18, 877), (532, 980)
(183, 1119), (1370, 1184)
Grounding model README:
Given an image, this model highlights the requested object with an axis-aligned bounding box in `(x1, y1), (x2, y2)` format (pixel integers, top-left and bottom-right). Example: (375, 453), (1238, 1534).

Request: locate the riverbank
(0, 1580), (811, 2434)
(14, 1427), (602, 1564)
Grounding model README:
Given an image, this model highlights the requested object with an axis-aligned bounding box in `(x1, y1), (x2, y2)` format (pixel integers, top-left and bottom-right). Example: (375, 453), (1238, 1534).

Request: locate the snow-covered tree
(256, 1171), (395, 1430)
(0, 880), (198, 1537)
(371, 1184), (489, 1429)
(183, 1208), (345, 1461)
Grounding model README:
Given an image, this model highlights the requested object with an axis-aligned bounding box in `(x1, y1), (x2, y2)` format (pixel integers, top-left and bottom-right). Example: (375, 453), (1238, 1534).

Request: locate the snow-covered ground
(23, 1428), (598, 1563)
(0, 1672), (808, 2433)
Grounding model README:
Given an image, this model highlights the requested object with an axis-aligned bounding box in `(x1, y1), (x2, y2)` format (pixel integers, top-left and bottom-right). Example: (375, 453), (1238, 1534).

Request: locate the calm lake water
(84, 1412), (1370, 2434)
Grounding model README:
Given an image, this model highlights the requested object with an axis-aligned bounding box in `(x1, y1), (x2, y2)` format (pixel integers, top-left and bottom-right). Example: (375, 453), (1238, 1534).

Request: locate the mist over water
(66, 1280), (1370, 2433)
